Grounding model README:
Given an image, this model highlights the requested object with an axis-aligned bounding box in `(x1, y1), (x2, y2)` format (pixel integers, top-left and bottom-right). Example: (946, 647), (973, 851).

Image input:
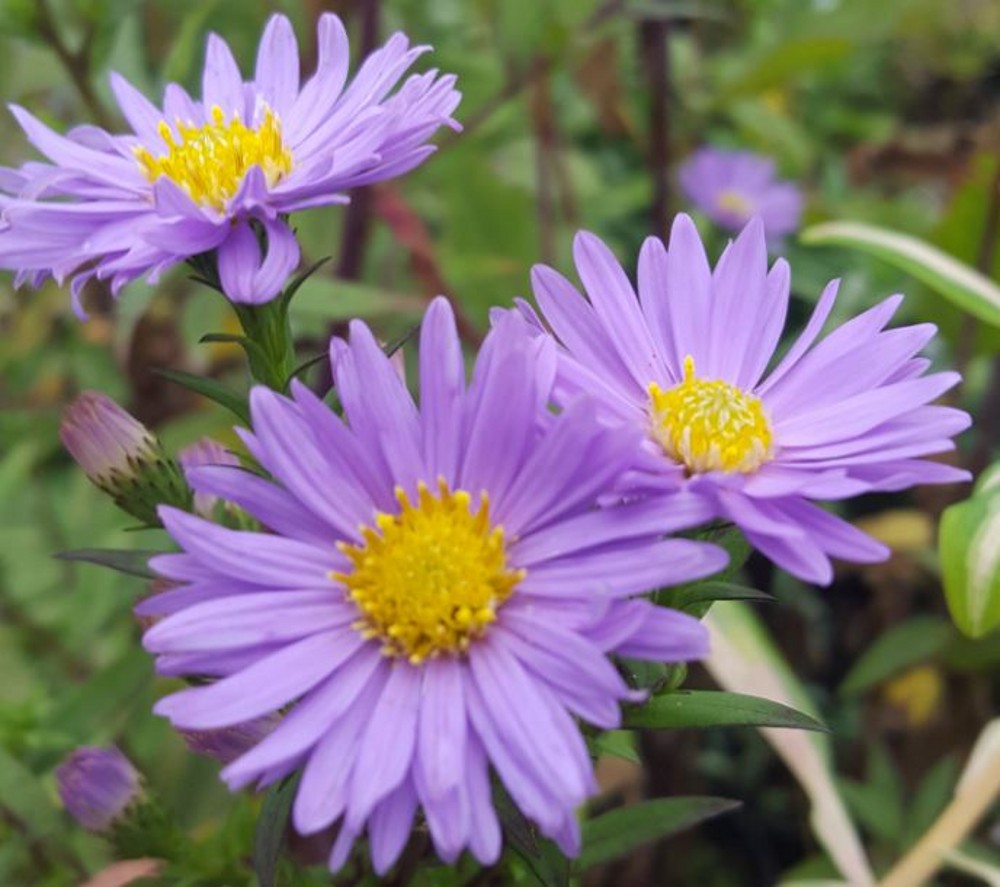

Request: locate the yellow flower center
(715, 189), (753, 217)
(648, 355), (773, 474)
(334, 480), (523, 664)
(134, 105), (293, 211)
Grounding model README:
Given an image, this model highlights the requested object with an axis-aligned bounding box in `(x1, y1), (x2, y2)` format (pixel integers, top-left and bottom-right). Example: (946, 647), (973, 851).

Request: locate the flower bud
(178, 437), (240, 518)
(56, 746), (142, 832)
(60, 391), (191, 524)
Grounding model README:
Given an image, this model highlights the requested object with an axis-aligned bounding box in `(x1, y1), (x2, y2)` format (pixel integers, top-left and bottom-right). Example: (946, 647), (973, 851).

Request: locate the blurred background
(0, 1), (998, 884)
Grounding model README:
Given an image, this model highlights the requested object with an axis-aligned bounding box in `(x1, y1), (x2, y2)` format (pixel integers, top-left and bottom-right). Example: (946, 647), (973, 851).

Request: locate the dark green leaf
(622, 690), (828, 732)
(53, 548), (160, 579)
(383, 324), (420, 358)
(578, 797), (740, 870)
(198, 332), (246, 345)
(253, 776), (298, 887)
(155, 368), (249, 424)
(839, 617), (953, 696)
(280, 256), (333, 309)
(495, 783), (570, 887)
(677, 581), (774, 608)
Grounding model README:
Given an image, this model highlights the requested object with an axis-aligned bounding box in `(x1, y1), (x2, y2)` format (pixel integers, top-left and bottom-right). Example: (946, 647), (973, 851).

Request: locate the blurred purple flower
(56, 746), (141, 832)
(679, 147), (803, 238)
(516, 215), (971, 585)
(0, 14), (460, 312)
(178, 438), (240, 518)
(139, 297), (725, 874)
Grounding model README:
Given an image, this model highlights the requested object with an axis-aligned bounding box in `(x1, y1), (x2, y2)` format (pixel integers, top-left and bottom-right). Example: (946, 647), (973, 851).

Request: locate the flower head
(680, 147), (802, 238)
(56, 746), (142, 832)
(518, 216), (971, 584)
(0, 14), (460, 312)
(139, 298), (725, 873)
(61, 391), (190, 523)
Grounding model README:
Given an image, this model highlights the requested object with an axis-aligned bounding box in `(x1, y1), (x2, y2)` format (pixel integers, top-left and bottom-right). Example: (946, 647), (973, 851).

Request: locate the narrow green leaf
(253, 776), (298, 887)
(940, 491), (1000, 638)
(53, 548), (160, 579)
(155, 368), (249, 424)
(280, 256), (333, 309)
(198, 332), (246, 345)
(578, 797), (740, 870)
(495, 784), (570, 887)
(801, 221), (1000, 329)
(839, 616), (953, 696)
(623, 690), (828, 732)
(677, 581), (774, 608)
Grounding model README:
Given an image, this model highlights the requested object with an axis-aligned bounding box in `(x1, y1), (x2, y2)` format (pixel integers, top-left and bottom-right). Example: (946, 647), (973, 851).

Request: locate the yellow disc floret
(649, 355), (773, 474)
(333, 480), (524, 664)
(134, 105), (293, 212)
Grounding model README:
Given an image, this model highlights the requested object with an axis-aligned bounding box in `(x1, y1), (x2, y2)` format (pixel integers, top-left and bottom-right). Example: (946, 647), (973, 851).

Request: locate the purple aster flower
(516, 215), (971, 585)
(56, 745), (142, 832)
(679, 147), (802, 238)
(179, 437), (240, 518)
(139, 297), (726, 873)
(0, 14), (460, 312)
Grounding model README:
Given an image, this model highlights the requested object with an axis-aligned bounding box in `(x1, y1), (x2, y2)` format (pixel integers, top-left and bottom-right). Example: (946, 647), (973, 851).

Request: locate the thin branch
(529, 61), (557, 265)
(34, 0), (113, 130)
(639, 15), (673, 241)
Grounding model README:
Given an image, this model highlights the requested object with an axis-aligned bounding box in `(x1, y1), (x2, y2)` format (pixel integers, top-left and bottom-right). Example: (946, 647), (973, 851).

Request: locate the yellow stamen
(333, 480), (523, 664)
(134, 105), (293, 211)
(648, 355), (773, 474)
(715, 189), (753, 217)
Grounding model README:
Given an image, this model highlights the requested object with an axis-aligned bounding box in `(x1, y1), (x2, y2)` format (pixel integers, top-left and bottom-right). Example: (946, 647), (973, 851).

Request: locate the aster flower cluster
(5, 10), (971, 884)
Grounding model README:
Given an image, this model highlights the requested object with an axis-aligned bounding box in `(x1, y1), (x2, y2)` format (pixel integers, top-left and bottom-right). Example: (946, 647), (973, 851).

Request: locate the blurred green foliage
(1, 0), (999, 885)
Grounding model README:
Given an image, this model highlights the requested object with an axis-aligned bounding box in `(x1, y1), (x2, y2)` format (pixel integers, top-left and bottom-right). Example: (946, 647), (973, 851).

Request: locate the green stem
(234, 299), (297, 392)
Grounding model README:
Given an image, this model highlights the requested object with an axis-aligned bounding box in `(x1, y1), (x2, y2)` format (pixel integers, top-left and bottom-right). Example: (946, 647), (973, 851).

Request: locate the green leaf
(578, 797), (739, 870)
(839, 616), (953, 696)
(676, 581), (774, 609)
(155, 368), (249, 424)
(801, 221), (1000, 330)
(940, 490), (1000, 638)
(52, 548), (160, 580)
(622, 690), (828, 732)
(252, 776), (298, 887)
(495, 783), (570, 887)
(589, 730), (640, 764)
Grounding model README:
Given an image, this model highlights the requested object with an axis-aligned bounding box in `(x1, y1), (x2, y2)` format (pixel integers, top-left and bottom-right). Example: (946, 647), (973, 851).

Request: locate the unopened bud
(56, 746), (142, 832)
(60, 391), (191, 524)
